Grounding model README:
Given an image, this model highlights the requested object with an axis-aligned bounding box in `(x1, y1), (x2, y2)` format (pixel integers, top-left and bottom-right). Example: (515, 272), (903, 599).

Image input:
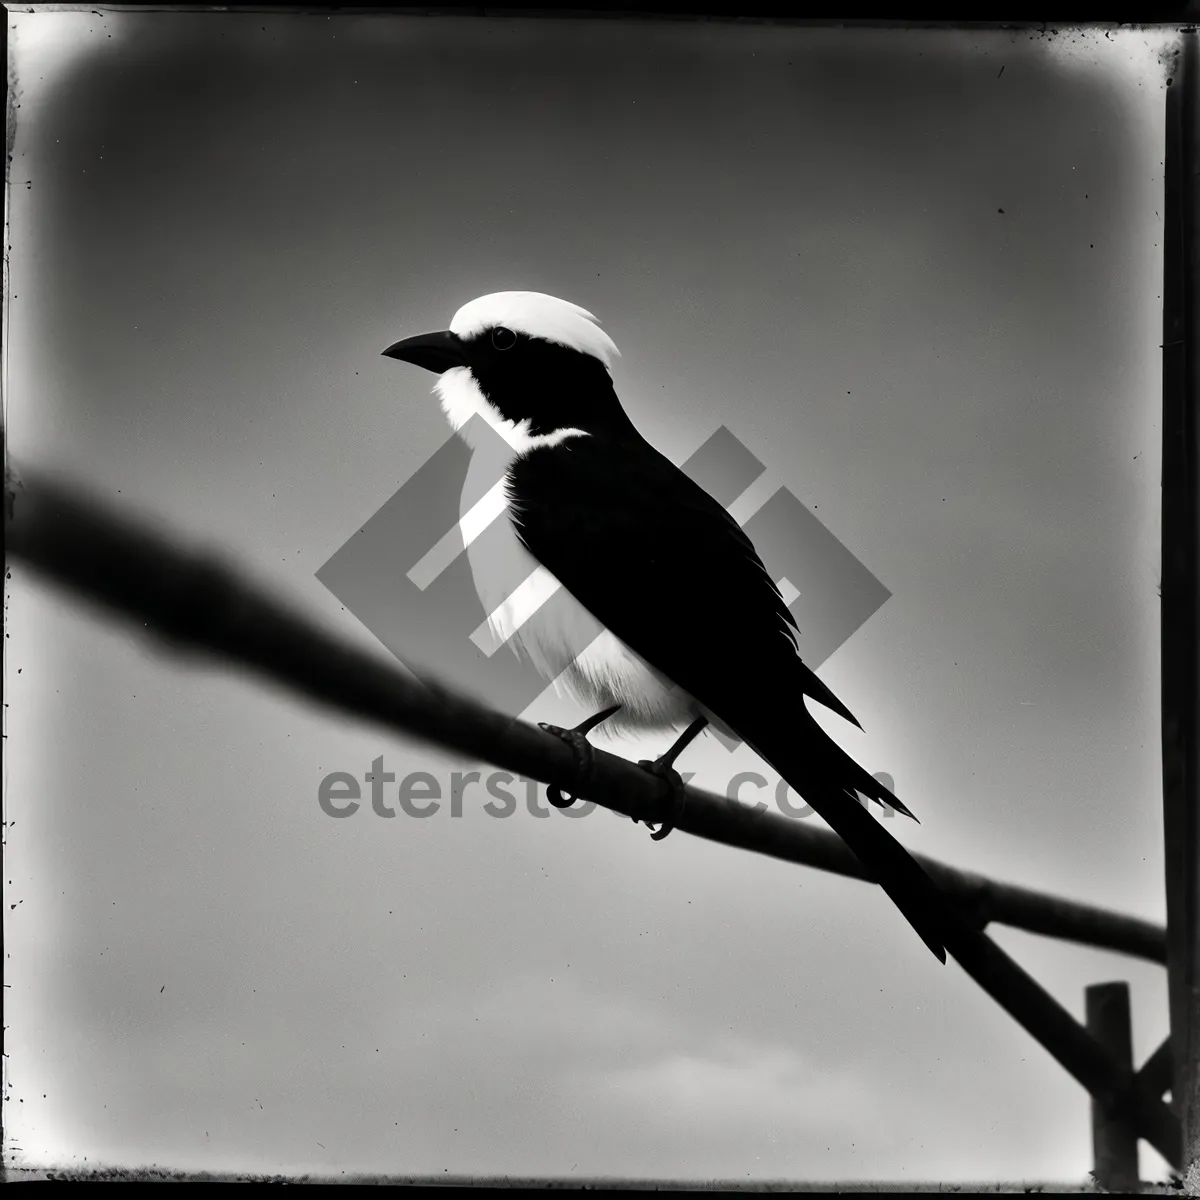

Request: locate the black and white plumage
(383, 291), (948, 963)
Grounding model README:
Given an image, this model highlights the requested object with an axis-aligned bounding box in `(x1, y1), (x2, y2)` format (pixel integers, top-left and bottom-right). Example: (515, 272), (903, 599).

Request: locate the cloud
(371, 970), (892, 1176)
(583, 1041), (874, 1138)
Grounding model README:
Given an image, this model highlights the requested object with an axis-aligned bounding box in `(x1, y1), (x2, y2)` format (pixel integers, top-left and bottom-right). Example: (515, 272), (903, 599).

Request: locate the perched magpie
(383, 292), (948, 963)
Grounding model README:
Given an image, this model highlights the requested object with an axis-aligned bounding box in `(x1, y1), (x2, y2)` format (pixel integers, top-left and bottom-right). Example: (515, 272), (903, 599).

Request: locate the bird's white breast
(438, 367), (704, 737)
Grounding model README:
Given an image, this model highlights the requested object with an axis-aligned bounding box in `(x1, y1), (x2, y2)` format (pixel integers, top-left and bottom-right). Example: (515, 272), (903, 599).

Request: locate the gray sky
(4, 11), (1178, 1182)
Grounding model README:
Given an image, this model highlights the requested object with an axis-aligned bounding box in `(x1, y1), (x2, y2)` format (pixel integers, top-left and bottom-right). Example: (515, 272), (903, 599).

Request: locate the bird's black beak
(381, 330), (469, 374)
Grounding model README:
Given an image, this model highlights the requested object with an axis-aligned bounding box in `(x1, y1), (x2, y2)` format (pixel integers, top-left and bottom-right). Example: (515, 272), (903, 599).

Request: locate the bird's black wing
(509, 432), (949, 963)
(508, 433), (862, 731)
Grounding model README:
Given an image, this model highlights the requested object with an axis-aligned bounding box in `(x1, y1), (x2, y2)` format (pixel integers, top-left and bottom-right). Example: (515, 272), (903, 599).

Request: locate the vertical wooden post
(1162, 25), (1200, 1189)
(1086, 983), (1140, 1192)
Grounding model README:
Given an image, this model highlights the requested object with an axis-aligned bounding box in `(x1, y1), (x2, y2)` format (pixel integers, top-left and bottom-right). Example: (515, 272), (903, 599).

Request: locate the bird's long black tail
(742, 714), (950, 963)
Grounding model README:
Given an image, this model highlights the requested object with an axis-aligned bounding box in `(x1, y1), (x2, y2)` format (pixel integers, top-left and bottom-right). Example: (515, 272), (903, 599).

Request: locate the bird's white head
(382, 291), (626, 451)
(448, 292), (620, 368)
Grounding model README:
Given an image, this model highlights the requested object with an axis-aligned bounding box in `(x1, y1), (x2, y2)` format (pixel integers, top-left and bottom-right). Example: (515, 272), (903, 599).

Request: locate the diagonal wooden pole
(1136, 1034), (1175, 1103)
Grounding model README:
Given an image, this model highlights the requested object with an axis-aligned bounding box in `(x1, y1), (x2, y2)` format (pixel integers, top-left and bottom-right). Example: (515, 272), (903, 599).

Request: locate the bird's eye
(491, 326), (517, 351)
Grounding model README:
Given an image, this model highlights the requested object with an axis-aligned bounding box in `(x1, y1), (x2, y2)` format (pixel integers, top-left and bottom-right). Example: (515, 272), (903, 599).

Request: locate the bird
(383, 291), (949, 963)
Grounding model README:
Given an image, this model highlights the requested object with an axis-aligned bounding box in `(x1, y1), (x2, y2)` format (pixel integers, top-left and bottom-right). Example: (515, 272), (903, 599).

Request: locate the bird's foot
(630, 716), (706, 840)
(538, 704), (621, 809)
(539, 726), (596, 808)
(635, 757), (688, 841)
